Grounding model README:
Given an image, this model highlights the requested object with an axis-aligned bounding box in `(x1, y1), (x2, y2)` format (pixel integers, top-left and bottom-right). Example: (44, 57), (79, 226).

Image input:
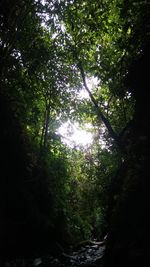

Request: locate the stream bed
(61, 241), (105, 266)
(2, 240), (106, 267)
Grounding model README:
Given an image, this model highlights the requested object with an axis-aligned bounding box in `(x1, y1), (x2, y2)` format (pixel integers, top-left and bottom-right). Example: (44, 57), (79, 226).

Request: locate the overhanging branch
(77, 61), (119, 143)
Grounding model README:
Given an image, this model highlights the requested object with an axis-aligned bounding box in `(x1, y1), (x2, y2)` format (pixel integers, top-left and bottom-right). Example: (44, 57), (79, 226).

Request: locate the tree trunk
(78, 62), (119, 144)
(40, 101), (50, 150)
(43, 104), (50, 148)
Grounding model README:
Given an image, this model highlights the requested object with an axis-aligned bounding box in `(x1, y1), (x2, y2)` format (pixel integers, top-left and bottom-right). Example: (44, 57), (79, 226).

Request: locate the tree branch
(77, 61), (119, 144)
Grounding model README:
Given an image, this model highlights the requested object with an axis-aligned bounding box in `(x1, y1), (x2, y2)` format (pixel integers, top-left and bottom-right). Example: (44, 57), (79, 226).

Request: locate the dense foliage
(0, 0), (150, 264)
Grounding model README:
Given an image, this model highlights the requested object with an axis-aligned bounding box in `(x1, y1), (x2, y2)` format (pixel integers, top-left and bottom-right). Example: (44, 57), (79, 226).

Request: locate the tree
(42, 0), (136, 150)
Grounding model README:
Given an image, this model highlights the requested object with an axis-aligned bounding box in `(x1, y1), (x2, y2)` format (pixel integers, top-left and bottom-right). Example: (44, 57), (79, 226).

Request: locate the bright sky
(57, 77), (99, 148)
(57, 122), (93, 148)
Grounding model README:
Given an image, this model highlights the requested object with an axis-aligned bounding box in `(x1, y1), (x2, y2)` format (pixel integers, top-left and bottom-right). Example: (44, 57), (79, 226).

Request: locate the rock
(33, 258), (42, 266)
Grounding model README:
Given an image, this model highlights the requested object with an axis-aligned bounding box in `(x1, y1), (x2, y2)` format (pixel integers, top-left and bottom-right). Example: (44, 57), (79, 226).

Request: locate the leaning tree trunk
(77, 61), (119, 145)
(40, 101), (50, 150)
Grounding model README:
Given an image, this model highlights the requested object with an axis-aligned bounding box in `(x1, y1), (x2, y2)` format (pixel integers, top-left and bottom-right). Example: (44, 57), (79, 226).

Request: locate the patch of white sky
(57, 121), (93, 148)
(57, 76), (101, 148)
